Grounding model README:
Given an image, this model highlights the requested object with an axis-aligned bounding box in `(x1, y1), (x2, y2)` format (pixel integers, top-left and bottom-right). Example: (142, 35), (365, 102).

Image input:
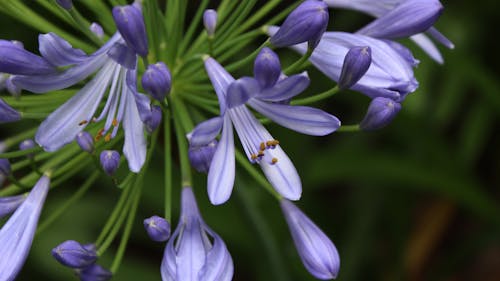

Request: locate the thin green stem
(291, 86), (340, 105)
(338, 125), (360, 132)
(164, 109), (173, 221)
(171, 98), (193, 187)
(0, 147), (42, 159)
(284, 48), (313, 75)
(226, 39), (270, 72)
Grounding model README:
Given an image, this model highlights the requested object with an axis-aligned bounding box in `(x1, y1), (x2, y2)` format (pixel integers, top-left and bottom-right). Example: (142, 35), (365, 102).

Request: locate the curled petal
(38, 33), (87, 67)
(189, 116), (223, 147)
(256, 72), (310, 102)
(226, 77), (259, 109)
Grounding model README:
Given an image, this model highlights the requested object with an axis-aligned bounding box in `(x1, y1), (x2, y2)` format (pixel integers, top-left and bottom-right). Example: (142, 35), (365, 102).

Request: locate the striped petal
(38, 33), (87, 67)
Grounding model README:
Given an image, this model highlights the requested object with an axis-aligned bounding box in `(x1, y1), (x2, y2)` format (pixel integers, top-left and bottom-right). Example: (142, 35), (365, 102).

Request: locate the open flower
(161, 187), (233, 281)
(0, 175), (50, 281)
(190, 56), (340, 204)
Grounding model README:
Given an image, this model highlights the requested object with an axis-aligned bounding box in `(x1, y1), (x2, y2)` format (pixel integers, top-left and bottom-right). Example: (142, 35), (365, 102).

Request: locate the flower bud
(0, 97), (21, 124)
(76, 131), (94, 153)
(188, 139), (218, 173)
(56, 0), (73, 10)
(112, 4), (148, 57)
(338, 46), (372, 89)
(0, 158), (11, 177)
(78, 264), (112, 281)
(270, 0), (329, 50)
(52, 240), (97, 269)
(19, 139), (36, 159)
(280, 200), (340, 280)
(144, 215), (171, 242)
(203, 9), (218, 37)
(89, 23), (104, 39)
(0, 40), (55, 75)
(100, 150), (120, 176)
(141, 62), (171, 101)
(360, 97), (402, 130)
(145, 105), (162, 133)
(254, 47), (281, 89)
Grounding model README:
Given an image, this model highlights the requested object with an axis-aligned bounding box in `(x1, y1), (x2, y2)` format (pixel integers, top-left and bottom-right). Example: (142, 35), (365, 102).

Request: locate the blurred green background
(1, 0), (499, 281)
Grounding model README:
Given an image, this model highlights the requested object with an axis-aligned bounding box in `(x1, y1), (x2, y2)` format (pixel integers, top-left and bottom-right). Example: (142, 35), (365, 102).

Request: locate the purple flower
(145, 105), (162, 133)
(112, 4), (148, 57)
(100, 150), (120, 176)
(144, 215), (171, 242)
(78, 264), (112, 281)
(0, 175), (50, 281)
(325, 0), (454, 64)
(12, 31), (150, 172)
(52, 240), (98, 269)
(280, 200), (340, 280)
(0, 194), (25, 219)
(188, 139), (218, 173)
(142, 62), (172, 101)
(203, 9), (218, 37)
(338, 46), (372, 90)
(268, 28), (419, 101)
(161, 187), (233, 281)
(0, 39), (55, 75)
(360, 97), (402, 130)
(90, 23), (105, 39)
(270, 0), (329, 50)
(0, 97), (21, 123)
(190, 56), (339, 204)
(76, 131), (95, 153)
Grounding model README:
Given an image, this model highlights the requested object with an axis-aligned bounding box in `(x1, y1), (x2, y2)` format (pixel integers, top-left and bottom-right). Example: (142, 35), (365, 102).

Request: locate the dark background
(1, 0), (499, 280)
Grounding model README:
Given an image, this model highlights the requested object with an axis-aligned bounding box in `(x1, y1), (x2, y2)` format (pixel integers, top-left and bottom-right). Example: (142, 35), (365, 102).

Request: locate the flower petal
(122, 81), (147, 173)
(410, 33), (443, 64)
(248, 99), (340, 136)
(0, 194), (25, 219)
(255, 72), (310, 102)
(207, 115), (235, 205)
(226, 77), (259, 109)
(38, 33), (87, 67)
(190, 116), (223, 147)
(0, 98), (21, 124)
(204, 57), (235, 114)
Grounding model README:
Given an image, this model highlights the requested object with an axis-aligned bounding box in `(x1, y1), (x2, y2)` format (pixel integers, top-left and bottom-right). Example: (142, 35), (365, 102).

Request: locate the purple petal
(360, 97), (402, 130)
(207, 115), (235, 205)
(249, 99), (340, 136)
(203, 9), (218, 36)
(255, 72), (310, 102)
(107, 42), (137, 69)
(0, 194), (25, 219)
(226, 77), (259, 109)
(427, 27), (455, 49)
(0, 40), (55, 75)
(112, 4), (148, 57)
(198, 227), (234, 281)
(204, 57), (235, 114)
(338, 46), (372, 89)
(38, 33), (87, 67)
(254, 47), (281, 89)
(410, 34), (443, 64)
(122, 83), (147, 173)
(0, 98), (21, 124)
(189, 116), (223, 147)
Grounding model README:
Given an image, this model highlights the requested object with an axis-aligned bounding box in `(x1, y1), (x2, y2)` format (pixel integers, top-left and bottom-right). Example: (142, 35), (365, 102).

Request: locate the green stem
(226, 39), (270, 72)
(4, 127), (38, 148)
(164, 110), (173, 221)
(171, 98), (193, 187)
(283, 48), (313, 75)
(338, 125), (360, 132)
(0, 147), (42, 159)
(291, 86), (340, 105)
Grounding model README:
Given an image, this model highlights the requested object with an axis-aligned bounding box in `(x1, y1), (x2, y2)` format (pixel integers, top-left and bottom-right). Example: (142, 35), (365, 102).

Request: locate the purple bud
(56, 0), (73, 10)
(0, 159), (11, 176)
(270, 0), (329, 49)
(100, 150), (120, 176)
(203, 9), (218, 37)
(6, 76), (21, 97)
(75, 132), (94, 153)
(19, 139), (36, 159)
(51, 240), (97, 269)
(112, 4), (148, 57)
(338, 46), (372, 89)
(280, 200), (340, 280)
(78, 264), (112, 281)
(0, 97), (21, 124)
(188, 139), (218, 173)
(145, 105), (162, 133)
(144, 215), (171, 242)
(0, 40), (55, 75)
(89, 23), (104, 39)
(360, 97), (402, 131)
(254, 47), (281, 89)
(142, 62), (171, 101)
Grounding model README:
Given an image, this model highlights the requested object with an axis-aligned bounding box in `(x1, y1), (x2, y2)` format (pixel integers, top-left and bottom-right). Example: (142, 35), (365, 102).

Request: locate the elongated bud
(76, 132), (94, 153)
(0, 40), (55, 75)
(144, 215), (171, 242)
(112, 4), (148, 57)
(142, 62), (171, 101)
(338, 46), (372, 89)
(19, 139), (36, 159)
(360, 97), (402, 130)
(52, 240), (97, 269)
(78, 264), (112, 281)
(89, 23), (104, 39)
(203, 9), (218, 37)
(0, 158), (11, 177)
(280, 200), (340, 280)
(56, 0), (73, 10)
(100, 150), (120, 175)
(254, 47), (281, 89)
(145, 105), (162, 133)
(188, 139), (218, 173)
(270, 0), (329, 50)
(0, 97), (21, 123)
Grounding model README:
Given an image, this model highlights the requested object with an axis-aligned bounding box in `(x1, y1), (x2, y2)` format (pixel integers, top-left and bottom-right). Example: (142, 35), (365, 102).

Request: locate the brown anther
(271, 158), (278, 164)
(112, 119), (118, 127)
(251, 154), (258, 160)
(104, 133), (112, 142)
(78, 120), (88, 126)
(258, 150), (265, 157)
(260, 142), (266, 151)
(95, 128), (105, 141)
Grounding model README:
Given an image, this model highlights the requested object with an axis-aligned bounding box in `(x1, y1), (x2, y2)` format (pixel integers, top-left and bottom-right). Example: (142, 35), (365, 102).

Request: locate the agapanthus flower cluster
(0, 0), (451, 280)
